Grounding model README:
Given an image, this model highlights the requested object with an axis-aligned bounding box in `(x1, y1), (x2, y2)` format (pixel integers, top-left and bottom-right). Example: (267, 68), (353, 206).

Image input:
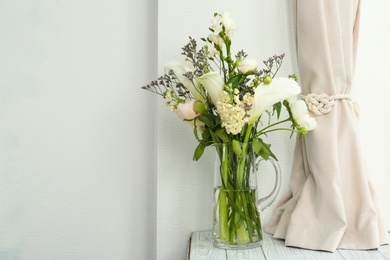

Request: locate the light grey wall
(0, 0), (156, 259)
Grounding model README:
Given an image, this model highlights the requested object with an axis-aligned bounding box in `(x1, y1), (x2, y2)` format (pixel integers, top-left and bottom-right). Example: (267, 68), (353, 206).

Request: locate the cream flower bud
(238, 58), (258, 74)
(208, 34), (225, 48)
(177, 100), (199, 120)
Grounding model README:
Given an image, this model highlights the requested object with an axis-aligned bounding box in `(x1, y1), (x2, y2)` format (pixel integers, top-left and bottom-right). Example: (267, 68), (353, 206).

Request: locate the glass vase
(213, 142), (281, 249)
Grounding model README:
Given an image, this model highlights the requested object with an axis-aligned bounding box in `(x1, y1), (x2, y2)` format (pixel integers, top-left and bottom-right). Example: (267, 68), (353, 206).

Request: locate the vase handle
(256, 157), (282, 211)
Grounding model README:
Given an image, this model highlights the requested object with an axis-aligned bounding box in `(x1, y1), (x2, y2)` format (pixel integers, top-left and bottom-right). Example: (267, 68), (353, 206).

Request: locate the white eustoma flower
(290, 99), (317, 131)
(196, 71), (224, 105)
(165, 59), (205, 102)
(249, 78), (301, 124)
(210, 15), (223, 35)
(205, 41), (219, 56)
(238, 58), (258, 74)
(220, 12), (236, 38)
(177, 100), (198, 120)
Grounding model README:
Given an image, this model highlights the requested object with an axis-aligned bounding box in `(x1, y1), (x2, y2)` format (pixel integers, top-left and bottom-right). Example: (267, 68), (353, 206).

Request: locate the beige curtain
(265, 0), (389, 252)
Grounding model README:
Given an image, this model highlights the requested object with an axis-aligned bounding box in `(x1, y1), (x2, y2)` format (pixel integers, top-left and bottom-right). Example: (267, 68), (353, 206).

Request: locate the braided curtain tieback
(301, 93), (360, 117)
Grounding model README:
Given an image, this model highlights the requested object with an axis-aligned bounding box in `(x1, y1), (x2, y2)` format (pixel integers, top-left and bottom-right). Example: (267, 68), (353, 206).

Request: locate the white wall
(157, 0), (390, 259)
(0, 0), (156, 259)
(354, 0), (390, 231)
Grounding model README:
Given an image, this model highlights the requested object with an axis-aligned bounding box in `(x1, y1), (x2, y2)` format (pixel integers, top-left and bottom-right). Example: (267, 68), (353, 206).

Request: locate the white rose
(177, 100), (199, 120)
(290, 100), (317, 131)
(238, 58), (258, 74)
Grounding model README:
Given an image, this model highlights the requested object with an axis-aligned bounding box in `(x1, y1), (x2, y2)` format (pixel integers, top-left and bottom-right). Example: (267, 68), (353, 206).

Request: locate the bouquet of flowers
(142, 12), (316, 247)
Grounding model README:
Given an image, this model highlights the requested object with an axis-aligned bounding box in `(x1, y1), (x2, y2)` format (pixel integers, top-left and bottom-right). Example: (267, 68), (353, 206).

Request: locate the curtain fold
(265, 0), (389, 252)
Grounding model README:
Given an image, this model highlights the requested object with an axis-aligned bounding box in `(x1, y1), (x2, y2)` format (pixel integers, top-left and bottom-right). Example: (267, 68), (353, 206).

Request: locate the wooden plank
(378, 233), (390, 259)
(189, 230), (226, 260)
(300, 250), (345, 260)
(299, 248), (345, 260)
(189, 230), (390, 260)
(378, 244), (390, 260)
(225, 247), (265, 260)
(261, 233), (306, 260)
(338, 249), (387, 260)
(262, 233), (345, 260)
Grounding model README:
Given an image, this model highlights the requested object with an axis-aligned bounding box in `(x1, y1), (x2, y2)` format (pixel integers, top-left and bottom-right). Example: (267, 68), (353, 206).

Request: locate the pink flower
(177, 100), (199, 120)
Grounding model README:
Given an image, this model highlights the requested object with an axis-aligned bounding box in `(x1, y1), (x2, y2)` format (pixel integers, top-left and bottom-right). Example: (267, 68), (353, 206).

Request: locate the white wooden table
(188, 230), (390, 260)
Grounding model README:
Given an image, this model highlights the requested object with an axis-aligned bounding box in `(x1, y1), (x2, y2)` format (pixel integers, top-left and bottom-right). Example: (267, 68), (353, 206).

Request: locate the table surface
(188, 230), (390, 260)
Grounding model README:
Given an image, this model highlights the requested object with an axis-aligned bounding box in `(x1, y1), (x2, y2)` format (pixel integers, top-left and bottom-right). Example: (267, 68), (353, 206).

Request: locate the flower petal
(249, 78), (301, 123)
(196, 71), (224, 105)
(177, 100), (198, 120)
(164, 59), (205, 101)
(290, 99), (317, 131)
(238, 58), (258, 74)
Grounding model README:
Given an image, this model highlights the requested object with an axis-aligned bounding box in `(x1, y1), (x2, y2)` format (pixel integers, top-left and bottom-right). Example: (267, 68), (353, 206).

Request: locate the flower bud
(208, 34), (225, 48)
(193, 101), (205, 114)
(263, 75), (272, 85)
(298, 127), (308, 135)
(177, 100), (199, 120)
(238, 58), (258, 74)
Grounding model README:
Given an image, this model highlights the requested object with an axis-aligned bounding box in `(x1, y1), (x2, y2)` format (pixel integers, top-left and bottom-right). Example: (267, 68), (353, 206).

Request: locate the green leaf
(261, 142), (277, 161)
(232, 140), (242, 156)
(259, 145), (270, 160)
(273, 102), (282, 119)
(197, 114), (212, 128)
(252, 138), (263, 154)
(193, 142), (206, 161)
(193, 119), (201, 141)
(227, 74), (245, 89)
(201, 129), (211, 141)
(215, 129), (230, 143)
(254, 138), (278, 161)
(209, 130), (221, 144)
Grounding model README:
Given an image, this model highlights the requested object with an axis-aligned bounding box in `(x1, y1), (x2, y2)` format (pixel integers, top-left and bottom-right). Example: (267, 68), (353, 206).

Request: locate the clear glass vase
(212, 142), (281, 249)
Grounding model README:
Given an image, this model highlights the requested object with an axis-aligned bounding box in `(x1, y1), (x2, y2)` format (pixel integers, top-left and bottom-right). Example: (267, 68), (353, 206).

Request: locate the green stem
(218, 190), (229, 241)
(257, 118), (291, 136)
(234, 124), (254, 242)
(248, 190), (262, 240)
(237, 124), (253, 187)
(234, 210), (248, 242)
(262, 128), (299, 135)
(218, 145), (229, 241)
